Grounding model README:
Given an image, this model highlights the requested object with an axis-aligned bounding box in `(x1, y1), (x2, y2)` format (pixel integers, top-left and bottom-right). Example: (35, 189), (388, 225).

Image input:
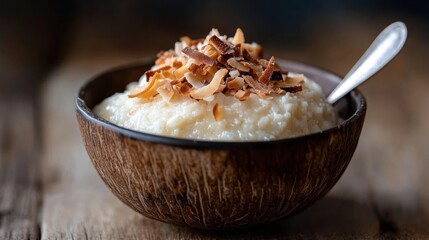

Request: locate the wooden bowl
(76, 59), (366, 230)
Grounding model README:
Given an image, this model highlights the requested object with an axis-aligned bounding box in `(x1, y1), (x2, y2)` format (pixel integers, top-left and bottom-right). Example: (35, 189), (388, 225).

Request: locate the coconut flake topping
(128, 28), (304, 101)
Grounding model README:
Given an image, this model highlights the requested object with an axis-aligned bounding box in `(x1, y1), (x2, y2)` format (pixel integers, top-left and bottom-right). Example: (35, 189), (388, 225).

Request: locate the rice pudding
(94, 29), (337, 141)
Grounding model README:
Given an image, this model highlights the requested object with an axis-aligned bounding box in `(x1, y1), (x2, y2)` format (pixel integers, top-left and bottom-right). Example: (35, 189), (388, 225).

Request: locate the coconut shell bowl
(76, 59), (366, 230)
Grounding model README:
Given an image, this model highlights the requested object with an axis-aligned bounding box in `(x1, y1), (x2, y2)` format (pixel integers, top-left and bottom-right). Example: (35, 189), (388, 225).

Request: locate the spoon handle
(327, 21), (407, 104)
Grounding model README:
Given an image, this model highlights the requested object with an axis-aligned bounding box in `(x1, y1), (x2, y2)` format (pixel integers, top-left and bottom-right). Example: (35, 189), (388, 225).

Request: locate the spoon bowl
(328, 21), (407, 104)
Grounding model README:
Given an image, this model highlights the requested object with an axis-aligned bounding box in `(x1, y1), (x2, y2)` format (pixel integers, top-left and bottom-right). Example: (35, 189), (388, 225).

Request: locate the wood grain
(0, 97), (40, 240)
(39, 57), (151, 240)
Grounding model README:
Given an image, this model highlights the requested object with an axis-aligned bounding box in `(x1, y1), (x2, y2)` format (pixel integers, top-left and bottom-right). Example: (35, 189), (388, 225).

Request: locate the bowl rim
(76, 59), (366, 149)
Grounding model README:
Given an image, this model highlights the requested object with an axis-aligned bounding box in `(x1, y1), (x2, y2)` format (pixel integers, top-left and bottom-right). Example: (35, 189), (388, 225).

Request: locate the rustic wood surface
(0, 97), (40, 240)
(1, 14), (428, 239)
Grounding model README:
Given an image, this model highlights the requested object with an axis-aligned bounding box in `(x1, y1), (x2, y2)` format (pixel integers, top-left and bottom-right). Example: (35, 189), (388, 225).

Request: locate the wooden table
(1, 16), (428, 239)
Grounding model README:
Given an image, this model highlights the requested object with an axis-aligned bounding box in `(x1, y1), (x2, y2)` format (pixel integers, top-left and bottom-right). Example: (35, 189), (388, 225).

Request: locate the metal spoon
(327, 21), (407, 104)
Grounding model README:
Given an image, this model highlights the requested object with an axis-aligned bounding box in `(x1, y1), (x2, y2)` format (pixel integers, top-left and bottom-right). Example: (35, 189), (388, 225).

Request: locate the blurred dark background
(0, 0), (427, 95)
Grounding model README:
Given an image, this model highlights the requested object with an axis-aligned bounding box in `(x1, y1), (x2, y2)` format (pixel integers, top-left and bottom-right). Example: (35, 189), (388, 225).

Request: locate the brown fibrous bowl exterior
(76, 59), (366, 230)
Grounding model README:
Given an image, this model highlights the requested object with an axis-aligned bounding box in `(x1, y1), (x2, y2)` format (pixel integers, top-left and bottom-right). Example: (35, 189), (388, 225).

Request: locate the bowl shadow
(177, 195), (377, 238)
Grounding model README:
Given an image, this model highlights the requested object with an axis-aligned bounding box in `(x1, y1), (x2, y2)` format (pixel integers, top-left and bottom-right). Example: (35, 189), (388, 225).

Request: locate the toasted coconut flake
(203, 95), (215, 102)
(274, 74), (304, 93)
(188, 63), (200, 74)
(285, 74), (305, 85)
(217, 55), (229, 67)
(280, 85), (303, 93)
(155, 51), (175, 65)
(128, 85), (149, 98)
(216, 84), (226, 93)
(234, 90), (250, 101)
(133, 28), (309, 102)
(180, 36), (204, 46)
(229, 69), (240, 78)
(202, 44), (219, 59)
(258, 59), (269, 68)
(227, 58), (250, 72)
(174, 42), (184, 56)
(182, 47), (216, 66)
(170, 79), (180, 85)
(209, 28), (221, 37)
(174, 62), (192, 80)
(258, 56), (275, 85)
(227, 77), (245, 90)
(152, 65), (171, 72)
(179, 83), (192, 96)
(243, 43), (263, 59)
(205, 64), (218, 76)
(242, 48), (258, 63)
(160, 69), (176, 80)
(180, 36), (191, 44)
(147, 63), (173, 79)
(233, 44), (242, 56)
(129, 73), (162, 98)
(209, 35), (235, 55)
(190, 69), (228, 99)
(188, 63), (208, 76)
(213, 103), (222, 121)
(243, 75), (272, 94)
(172, 60), (183, 68)
(274, 88), (286, 95)
(145, 70), (156, 80)
(250, 89), (272, 98)
(157, 83), (175, 102)
(184, 72), (205, 88)
(241, 62), (263, 77)
(232, 28), (245, 45)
